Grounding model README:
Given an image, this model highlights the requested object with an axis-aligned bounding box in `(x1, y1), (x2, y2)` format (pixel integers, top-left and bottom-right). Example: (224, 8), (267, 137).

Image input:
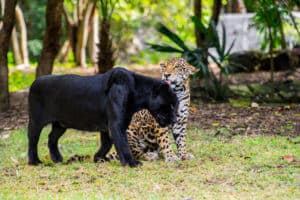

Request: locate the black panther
(27, 67), (178, 167)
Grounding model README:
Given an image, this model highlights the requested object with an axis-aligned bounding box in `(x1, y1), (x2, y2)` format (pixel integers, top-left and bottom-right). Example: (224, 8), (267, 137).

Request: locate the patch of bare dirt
(189, 103), (299, 136)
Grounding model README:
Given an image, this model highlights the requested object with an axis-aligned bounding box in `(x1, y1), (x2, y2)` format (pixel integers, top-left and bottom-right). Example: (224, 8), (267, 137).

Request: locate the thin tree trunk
(232, 0), (246, 13)
(194, 0), (202, 48)
(0, 0), (17, 112)
(15, 4), (29, 66)
(36, 0), (63, 78)
(10, 27), (22, 65)
(278, 14), (287, 49)
(0, 0), (4, 29)
(63, 4), (77, 60)
(88, 7), (98, 65)
(211, 0), (222, 25)
(57, 39), (70, 63)
(75, 2), (94, 67)
(269, 27), (274, 96)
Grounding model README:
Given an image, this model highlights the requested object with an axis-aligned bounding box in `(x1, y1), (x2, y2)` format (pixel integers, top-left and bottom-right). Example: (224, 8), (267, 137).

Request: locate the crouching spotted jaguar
(106, 57), (197, 162)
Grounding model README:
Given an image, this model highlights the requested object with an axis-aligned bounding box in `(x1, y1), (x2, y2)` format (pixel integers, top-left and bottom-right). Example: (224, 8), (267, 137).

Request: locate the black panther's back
(29, 74), (109, 131)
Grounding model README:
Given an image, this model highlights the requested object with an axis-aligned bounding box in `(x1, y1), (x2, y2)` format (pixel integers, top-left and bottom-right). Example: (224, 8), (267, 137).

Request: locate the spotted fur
(106, 58), (197, 162)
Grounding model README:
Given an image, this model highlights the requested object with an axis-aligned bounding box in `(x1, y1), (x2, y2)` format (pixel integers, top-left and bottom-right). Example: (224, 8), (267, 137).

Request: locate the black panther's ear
(159, 82), (171, 95)
(160, 82), (170, 91)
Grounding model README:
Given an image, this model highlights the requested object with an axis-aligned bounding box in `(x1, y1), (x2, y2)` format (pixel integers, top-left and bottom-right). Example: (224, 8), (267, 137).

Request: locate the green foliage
(9, 71), (35, 92)
(7, 52), (14, 65)
(128, 49), (172, 65)
(28, 39), (43, 61)
(251, 0), (299, 51)
(98, 0), (120, 20)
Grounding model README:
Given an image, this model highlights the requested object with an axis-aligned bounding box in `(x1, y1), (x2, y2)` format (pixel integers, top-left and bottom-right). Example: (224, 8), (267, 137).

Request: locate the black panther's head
(148, 81), (178, 127)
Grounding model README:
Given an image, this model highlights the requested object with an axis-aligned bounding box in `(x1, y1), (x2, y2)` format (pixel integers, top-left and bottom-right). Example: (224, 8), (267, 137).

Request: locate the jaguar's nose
(164, 74), (171, 79)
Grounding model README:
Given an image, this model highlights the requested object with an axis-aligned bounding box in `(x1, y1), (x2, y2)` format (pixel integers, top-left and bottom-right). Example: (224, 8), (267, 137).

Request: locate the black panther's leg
(48, 123), (66, 163)
(107, 84), (142, 167)
(94, 131), (113, 162)
(28, 120), (43, 165)
(109, 123), (142, 167)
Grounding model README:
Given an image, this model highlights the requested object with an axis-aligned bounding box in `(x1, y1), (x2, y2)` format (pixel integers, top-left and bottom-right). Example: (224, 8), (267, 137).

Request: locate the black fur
(27, 67), (178, 167)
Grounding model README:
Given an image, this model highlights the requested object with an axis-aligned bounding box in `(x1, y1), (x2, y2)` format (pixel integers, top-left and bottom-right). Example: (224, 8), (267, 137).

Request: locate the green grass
(9, 70), (35, 92)
(0, 128), (299, 199)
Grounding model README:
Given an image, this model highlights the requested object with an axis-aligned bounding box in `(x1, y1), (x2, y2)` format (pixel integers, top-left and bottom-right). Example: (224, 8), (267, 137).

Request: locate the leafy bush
(28, 39), (43, 61)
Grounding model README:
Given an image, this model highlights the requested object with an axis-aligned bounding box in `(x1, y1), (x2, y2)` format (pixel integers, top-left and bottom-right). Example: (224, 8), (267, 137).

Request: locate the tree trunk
(62, 4), (78, 61)
(225, 0), (246, 13)
(10, 27), (22, 65)
(278, 13), (287, 49)
(75, 2), (94, 67)
(88, 7), (98, 65)
(15, 5), (29, 67)
(194, 0), (203, 48)
(36, 0), (63, 78)
(98, 19), (115, 73)
(57, 39), (70, 63)
(211, 0), (222, 25)
(0, 0), (5, 29)
(0, 0), (17, 112)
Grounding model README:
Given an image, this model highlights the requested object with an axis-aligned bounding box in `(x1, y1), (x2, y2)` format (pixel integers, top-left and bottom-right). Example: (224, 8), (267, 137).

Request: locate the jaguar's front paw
(165, 154), (180, 162)
(142, 151), (159, 161)
(179, 153), (195, 161)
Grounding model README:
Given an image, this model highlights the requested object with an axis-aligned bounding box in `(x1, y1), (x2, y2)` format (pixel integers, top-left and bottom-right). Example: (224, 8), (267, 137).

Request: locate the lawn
(0, 127), (299, 199)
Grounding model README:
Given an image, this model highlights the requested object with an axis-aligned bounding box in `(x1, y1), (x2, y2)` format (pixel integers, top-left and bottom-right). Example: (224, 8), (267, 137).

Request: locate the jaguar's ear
(188, 64), (198, 75)
(160, 62), (166, 72)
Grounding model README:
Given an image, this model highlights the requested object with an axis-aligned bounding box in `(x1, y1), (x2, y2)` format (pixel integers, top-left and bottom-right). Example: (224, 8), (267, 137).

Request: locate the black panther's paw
(28, 159), (42, 166)
(50, 154), (63, 163)
(128, 159), (143, 167)
(94, 156), (108, 163)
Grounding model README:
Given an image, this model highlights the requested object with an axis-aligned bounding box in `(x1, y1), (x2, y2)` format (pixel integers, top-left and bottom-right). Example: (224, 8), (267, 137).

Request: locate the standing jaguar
(106, 57), (197, 162)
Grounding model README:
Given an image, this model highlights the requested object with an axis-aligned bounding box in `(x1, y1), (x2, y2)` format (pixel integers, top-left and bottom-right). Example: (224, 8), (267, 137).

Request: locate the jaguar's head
(160, 57), (197, 87)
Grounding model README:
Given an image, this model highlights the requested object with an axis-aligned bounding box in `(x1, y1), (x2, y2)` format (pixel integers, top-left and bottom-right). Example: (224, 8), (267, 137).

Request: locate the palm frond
(147, 43), (184, 53)
(156, 23), (189, 51)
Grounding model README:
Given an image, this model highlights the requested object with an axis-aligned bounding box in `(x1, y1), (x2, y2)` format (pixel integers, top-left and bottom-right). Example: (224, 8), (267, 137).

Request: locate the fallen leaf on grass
(40, 174), (50, 178)
(76, 168), (89, 175)
(211, 122), (220, 127)
(209, 156), (220, 161)
(281, 155), (295, 163)
(10, 156), (19, 165)
(189, 106), (198, 113)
